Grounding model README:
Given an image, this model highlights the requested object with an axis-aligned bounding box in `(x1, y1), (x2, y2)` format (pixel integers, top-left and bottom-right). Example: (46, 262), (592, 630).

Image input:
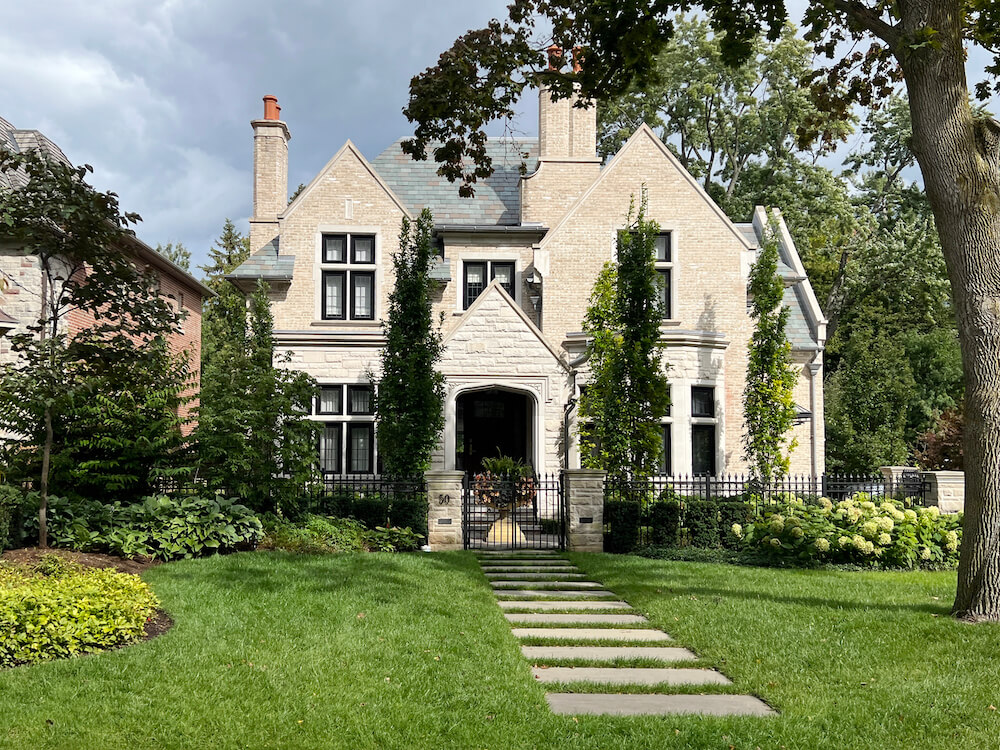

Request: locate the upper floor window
(653, 232), (672, 319)
(321, 233), (375, 321)
(464, 261), (515, 309)
(691, 386), (715, 418)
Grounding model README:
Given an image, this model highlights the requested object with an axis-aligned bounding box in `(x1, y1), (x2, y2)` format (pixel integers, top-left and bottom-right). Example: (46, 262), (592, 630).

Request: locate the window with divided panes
(463, 261), (515, 309)
(690, 385), (716, 475)
(321, 233), (375, 320)
(315, 383), (375, 474)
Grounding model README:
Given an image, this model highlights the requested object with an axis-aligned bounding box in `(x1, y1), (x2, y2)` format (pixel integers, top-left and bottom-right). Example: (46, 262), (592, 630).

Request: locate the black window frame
(463, 261), (488, 309)
(346, 423), (375, 474)
(657, 268), (672, 320)
(692, 424), (716, 476)
(347, 385), (374, 415)
(350, 234), (376, 264)
(316, 385), (343, 415)
(491, 261), (516, 297)
(321, 270), (346, 320)
(319, 424), (342, 475)
(660, 423), (672, 475)
(691, 386), (715, 418)
(322, 234), (347, 264)
(350, 271), (375, 320)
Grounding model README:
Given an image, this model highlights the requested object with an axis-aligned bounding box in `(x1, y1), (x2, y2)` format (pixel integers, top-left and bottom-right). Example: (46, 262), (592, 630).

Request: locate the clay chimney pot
(572, 46), (584, 73)
(546, 45), (563, 71)
(263, 95), (281, 120)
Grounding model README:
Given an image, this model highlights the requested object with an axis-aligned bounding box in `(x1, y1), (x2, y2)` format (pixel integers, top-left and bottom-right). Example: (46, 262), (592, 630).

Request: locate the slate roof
(735, 221), (820, 350)
(0, 117), (72, 190)
(225, 239), (295, 281)
(372, 138), (539, 225)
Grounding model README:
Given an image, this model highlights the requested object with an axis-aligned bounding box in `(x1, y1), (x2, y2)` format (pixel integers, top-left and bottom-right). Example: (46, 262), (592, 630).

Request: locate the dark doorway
(456, 389), (532, 473)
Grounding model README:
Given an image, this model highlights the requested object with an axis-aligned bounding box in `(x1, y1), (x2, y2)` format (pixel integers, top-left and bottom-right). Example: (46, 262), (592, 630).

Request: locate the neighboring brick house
(229, 91), (826, 477)
(0, 116), (211, 429)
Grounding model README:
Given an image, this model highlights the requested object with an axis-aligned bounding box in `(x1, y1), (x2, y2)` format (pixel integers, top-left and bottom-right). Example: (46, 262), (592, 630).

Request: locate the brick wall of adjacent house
(63, 259), (203, 432)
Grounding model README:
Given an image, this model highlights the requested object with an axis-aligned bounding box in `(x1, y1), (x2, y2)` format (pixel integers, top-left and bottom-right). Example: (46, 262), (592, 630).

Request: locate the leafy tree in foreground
(743, 218), (797, 484)
(404, 0), (1000, 620)
(0, 147), (185, 545)
(196, 280), (318, 514)
(374, 209), (445, 477)
(579, 194), (670, 481)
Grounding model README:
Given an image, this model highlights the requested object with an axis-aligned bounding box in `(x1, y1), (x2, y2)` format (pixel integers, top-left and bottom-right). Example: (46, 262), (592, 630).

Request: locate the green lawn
(0, 551), (997, 749)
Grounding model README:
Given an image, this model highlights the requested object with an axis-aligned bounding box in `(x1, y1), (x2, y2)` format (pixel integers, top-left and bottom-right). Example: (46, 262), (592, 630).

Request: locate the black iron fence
(603, 473), (931, 552)
(293, 474), (428, 532)
(462, 473), (565, 550)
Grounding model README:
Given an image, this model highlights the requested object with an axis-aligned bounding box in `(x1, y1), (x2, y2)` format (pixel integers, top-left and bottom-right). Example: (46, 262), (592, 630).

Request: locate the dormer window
(463, 260), (515, 309)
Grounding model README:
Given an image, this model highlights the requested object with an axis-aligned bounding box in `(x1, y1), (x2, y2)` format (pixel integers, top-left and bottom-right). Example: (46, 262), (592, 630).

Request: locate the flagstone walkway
(477, 551), (776, 718)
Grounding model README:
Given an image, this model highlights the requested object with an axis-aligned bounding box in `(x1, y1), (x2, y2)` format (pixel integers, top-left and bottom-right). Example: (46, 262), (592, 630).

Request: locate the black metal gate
(462, 473), (566, 550)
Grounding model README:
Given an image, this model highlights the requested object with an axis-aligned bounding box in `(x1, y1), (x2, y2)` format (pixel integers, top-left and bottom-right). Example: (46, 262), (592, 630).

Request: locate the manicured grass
(0, 551), (997, 748)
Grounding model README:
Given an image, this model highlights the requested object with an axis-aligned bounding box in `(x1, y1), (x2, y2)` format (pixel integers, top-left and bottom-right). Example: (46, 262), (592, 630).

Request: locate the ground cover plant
(22, 494), (263, 561)
(259, 515), (422, 554)
(0, 554), (159, 668)
(0, 552), (998, 748)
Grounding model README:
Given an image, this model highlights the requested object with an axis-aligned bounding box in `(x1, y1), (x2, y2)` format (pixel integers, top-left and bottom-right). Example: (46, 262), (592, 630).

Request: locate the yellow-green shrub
(0, 557), (159, 667)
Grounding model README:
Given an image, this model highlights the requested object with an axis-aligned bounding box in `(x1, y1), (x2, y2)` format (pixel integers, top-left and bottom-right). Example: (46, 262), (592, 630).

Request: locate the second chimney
(250, 95), (291, 253)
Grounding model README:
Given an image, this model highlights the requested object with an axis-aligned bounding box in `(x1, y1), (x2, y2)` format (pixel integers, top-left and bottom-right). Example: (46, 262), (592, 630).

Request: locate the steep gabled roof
(0, 116), (73, 190)
(539, 124), (753, 251)
(373, 138), (539, 226)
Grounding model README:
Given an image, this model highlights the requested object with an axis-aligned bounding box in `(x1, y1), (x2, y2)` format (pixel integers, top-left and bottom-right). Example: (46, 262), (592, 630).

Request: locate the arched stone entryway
(455, 387), (534, 474)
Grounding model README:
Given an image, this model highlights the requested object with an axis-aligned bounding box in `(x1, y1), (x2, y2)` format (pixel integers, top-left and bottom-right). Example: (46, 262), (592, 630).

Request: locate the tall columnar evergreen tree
(375, 209), (445, 477)
(199, 218), (251, 364)
(0, 148), (187, 545)
(196, 280), (318, 514)
(579, 194), (670, 481)
(742, 218), (798, 484)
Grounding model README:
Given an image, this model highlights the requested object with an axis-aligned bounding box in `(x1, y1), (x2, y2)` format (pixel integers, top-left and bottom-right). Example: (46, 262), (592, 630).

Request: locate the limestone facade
(235, 89), (827, 477)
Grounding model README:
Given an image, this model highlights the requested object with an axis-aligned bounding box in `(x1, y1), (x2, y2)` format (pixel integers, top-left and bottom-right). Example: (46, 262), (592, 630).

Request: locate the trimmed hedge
(648, 500), (681, 547)
(604, 499), (641, 553)
(0, 556), (159, 668)
(685, 499), (720, 548)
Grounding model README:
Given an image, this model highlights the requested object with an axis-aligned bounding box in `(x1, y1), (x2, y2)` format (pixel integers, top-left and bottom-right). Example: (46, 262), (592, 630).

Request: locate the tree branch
(830, 0), (901, 47)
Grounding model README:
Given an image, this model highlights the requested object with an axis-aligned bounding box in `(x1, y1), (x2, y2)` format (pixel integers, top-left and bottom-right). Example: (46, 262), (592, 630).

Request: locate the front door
(456, 388), (531, 474)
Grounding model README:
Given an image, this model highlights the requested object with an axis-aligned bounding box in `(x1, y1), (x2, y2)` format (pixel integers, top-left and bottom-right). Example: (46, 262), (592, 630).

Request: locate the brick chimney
(522, 47), (601, 226)
(250, 95), (291, 253)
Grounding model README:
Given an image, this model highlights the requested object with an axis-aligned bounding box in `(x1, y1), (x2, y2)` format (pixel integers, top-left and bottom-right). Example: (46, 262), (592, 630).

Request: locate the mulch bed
(0, 547), (160, 575)
(1, 547), (173, 646)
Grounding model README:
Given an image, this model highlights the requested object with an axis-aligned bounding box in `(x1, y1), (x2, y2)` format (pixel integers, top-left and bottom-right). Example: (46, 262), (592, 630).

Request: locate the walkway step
(522, 646), (697, 662)
(480, 565), (579, 571)
(476, 552), (562, 557)
(532, 667), (731, 686)
(505, 613), (648, 625)
(512, 628), (671, 642)
(499, 600), (632, 611)
(545, 693), (775, 717)
(485, 572), (585, 579)
(497, 590), (617, 599)
(491, 580), (603, 589)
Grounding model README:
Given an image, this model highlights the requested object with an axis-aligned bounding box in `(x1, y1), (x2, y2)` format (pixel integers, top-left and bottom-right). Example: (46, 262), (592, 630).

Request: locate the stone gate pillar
(562, 469), (606, 552)
(425, 470), (465, 551)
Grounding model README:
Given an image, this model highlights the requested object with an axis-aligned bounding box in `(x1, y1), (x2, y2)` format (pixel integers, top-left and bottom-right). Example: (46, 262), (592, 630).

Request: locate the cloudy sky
(2, 0), (531, 273)
(3, 2), (995, 277)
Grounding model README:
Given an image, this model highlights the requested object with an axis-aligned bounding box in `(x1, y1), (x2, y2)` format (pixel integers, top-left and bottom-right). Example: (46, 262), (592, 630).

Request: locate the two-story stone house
(229, 92), (826, 477)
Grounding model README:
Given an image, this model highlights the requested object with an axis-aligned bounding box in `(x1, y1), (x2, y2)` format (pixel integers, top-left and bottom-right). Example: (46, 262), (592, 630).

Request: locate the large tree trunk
(900, 2), (1000, 620)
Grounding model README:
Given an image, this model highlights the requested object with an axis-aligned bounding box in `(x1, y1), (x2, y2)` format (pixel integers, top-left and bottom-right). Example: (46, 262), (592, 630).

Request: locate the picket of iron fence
(603, 473), (931, 551)
(295, 474), (428, 531)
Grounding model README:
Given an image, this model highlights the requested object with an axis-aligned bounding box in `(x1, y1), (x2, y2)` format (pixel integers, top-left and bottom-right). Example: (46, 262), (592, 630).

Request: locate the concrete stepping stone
(485, 572), (586, 579)
(491, 580), (603, 589)
(512, 628), (671, 642)
(545, 693), (775, 717)
(497, 590), (617, 599)
(522, 646), (697, 662)
(532, 667), (731, 686)
(498, 600), (632, 610)
(505, 613), (648, 625)
(480, 563), (580, 573)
